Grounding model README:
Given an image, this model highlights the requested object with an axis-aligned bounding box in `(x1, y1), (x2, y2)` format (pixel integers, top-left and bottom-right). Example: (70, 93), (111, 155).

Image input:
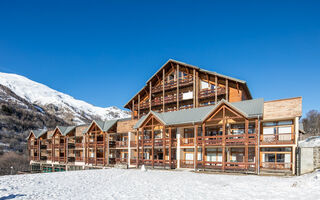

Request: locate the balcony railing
(152, 76), (193, 93)
(130, 141), (137, 147)
(261, 133), (295, 144)
(116, 141), (128, 148)
(225, 134), (246, 145)
(75, 157), (84, 162)
(180, 138), (194, 146)
(116, 158), (128, 164)
(199, 87), (226, 99)
(96, 158), (104, 165)
(75, 143), (83, 148)
(180, 160), (194, 168)
(261, 162), (292, 170)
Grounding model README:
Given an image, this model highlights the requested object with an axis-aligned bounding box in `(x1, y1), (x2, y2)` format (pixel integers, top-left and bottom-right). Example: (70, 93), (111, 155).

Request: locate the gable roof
(134, 98), (264, 129)
(55, 126), (76, 136)
(27, 129), (47, 140)
(124, 59), (252, 108)
(83, 119), (118, 134)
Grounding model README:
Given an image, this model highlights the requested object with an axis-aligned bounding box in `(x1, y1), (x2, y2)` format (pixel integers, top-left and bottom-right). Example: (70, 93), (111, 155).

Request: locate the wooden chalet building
(28, 59), (303, 175)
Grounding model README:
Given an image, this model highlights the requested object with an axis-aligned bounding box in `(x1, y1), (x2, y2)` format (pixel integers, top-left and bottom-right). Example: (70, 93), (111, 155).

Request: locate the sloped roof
(56, 126), (76, 136)
(134, 98), (264, 129)
(83, 119), (118, 134)
(124, 59), (252, 108)
(27, 129), (47, 139)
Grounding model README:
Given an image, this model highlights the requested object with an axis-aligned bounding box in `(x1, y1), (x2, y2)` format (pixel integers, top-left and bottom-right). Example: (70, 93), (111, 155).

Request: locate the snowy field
(0, 168), (319, 200)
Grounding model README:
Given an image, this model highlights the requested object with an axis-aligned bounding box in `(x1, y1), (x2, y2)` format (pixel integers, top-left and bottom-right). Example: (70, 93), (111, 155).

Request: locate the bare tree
(302, 110), (320, 136)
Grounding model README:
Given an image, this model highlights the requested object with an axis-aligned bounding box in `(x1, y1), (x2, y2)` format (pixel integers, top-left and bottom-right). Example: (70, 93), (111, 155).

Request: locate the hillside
(0, 72), (130, 153)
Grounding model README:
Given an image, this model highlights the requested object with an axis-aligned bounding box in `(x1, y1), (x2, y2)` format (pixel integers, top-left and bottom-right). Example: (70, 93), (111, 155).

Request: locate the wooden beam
(202, 123), (205, 169)
(176, 64), (179, 110)
(163, 126), (166, 168)
(149, 82), (152, 111)
(222, 107), (226, 171)
(163, 68), (165, 112)
(138, 94), (140, 119)
(215, 75), (218, 104)
(245, 119), (249, 170)
(169, 127), (172, 168)
(193, 69), (196, 108)
(136, 129), (139, 168)
(152, 118), (154, 168)
(194, 125), (198, 170)
(132, 99), (135, 120)
(226, 79), (228, 101)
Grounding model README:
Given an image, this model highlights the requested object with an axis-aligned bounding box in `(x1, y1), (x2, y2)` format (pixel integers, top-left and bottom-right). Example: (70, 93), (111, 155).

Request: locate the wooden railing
(75, 157), (84, 162)
(180, 138), (194, 146)
(198, 136), (223, 146)
(116, 158), (128, 164)
(116, 141), (128, 148)
(96, 158), (104, 165)
(130, 141), (137, 147)
(46, 144), (52, 149)
(225, 162), (255, 170)
(261, 162), (292, 170)
(199, 87), (226, 99)
(59, 157), (66, 162)
(75, 143), (83, 148)
(203, 161), (222, 169)
(225, 134), (246, 145)
(152, 76), (193, 93)
(261, 133), (295, 144)
(154, 139), (164, 146)
(180, 160), (194, 168)
(87, 158), (95, 164)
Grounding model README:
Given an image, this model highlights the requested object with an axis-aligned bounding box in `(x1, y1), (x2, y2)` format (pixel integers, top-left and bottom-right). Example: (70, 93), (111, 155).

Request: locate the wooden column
(138, 95), (140, 119)
(255, 119), (259, 172)
(64, 137), (67, 163)
(52, 135), (55, 162)
(169, 127), (172, 168)
(84, 134), (87, 164)
(245, 119), (249, 170)
(196, 71), (199, 107)
(106, 133), (109, 165)
(194, 125), (198, 170)
(149, 82), (152, 111)
(152, 118), (154, 167)
(193, 69), (196, 108)
(141, 127), (144, 164)
(95, 132), (97, 166)
(215, 75), (218, 104)
(176, 64), (179, 110)
(136, 129), (140, 168)
(202, 123), (205, 169)
(162, 126), (166, 168)
(132, 100), (135, 119)
(38, 139), (40, 161)
(222, 107), (226, 171)
(103, 132), (106, 165)
(58, 134), (61, 163)
(226, 79), (228, 101)
(163, 68), (165, 112)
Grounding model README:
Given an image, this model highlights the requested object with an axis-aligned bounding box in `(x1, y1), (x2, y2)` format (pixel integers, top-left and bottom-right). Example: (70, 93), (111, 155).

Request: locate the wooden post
(245, 119), (249, 170)
(142, 127), (144, 164)
(222, 106), (226, 171)
(149, 82), (152, 111)
(103, 132), (106, 165)
(132, 100), (135, 119)
(196, 71), (199, 107)
(202, 123), (205, 169)
(136, 129), (139, 168)
(215, 75), (218, 104)
(194, 125), (198, 170)
(52, 134), (55, 162)
(95, 131), (97, 166)
(226, 79), (228, 101)
(169, 127), (172, 168)
(193, 69), (196, 108)
(163, 68), (165, 112)
(64, 137), (67, 163)
(255, 119), (259, 172)
(163, 126), (166, 168)
(152, 118), (154, 168)
(138, 95), (140, 119)
(176, 64), (179, 110)
(107, 133), (109, 165)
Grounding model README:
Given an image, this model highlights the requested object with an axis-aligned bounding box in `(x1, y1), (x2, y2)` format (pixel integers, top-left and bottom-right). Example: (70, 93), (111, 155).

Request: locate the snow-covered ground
(0, 169), (319, 200)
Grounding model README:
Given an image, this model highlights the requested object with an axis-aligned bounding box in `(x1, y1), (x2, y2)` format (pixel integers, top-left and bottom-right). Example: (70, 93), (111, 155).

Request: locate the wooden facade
(28, 60), (302, 175)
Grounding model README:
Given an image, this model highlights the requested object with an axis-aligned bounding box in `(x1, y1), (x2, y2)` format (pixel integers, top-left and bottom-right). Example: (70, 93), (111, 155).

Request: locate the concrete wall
(300, 147), (314, 174)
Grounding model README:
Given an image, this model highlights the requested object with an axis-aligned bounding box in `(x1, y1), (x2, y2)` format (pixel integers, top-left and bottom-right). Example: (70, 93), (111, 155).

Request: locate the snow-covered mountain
(0, 72), (130, 125)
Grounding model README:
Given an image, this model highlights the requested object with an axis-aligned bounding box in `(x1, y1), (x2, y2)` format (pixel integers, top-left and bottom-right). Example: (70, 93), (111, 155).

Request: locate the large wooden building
(28, 59), (303, 175)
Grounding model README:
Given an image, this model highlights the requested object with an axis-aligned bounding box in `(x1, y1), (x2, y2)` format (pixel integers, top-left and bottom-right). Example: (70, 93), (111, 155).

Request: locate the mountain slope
(0, 72), (130, 125)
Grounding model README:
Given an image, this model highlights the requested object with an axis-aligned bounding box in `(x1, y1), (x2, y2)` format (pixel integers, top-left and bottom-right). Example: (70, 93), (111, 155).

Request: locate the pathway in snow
(0, 168), (319, 199)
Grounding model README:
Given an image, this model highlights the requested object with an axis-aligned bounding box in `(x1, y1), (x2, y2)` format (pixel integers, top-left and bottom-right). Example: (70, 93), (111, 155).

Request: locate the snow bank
(0, 169), (319, 200)
(299, 136), (320, 147)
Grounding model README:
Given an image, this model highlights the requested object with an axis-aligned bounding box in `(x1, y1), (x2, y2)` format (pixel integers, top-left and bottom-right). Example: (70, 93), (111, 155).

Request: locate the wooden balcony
(75, 143), (83, 148)
(130, 141), (137, 147)
(225, 134), (246, 146)
(46, 144), (52, 149)
(96, 158), (104, 165)
(198, 136), (223, 146)
(180, 160), (194, 168)
(260, 133), (295, 145)
(154, 139), (164, 147)
(30, 145), (38, 149)
(180, 138), (194, 146)
(199, 87), (226, 99)
(116, 141), (128, 148)
(116, 158), (128, 164)
(152, 76), (193, 93)
(261, 162), (292, 170)
(75, 157), (84, 162)
(87, 158), (95, 164)
(225, 162), (256, 171)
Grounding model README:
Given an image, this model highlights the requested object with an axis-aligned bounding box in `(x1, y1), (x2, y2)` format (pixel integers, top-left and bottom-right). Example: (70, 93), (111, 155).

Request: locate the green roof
(28, 129), (47, 139)
(57, 126), (76, 136)
(134, 98), (264, 129)
(83, 119), (118, 134)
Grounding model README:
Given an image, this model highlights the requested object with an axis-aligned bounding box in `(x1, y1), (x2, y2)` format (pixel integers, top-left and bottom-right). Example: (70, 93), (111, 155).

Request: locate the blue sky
(0, 1), (319, 116)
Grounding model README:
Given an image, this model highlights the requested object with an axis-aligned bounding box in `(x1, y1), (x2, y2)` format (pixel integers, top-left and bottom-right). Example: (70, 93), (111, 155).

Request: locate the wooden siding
(263, 97), (302, 120)
(117, 119), (138, 133)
